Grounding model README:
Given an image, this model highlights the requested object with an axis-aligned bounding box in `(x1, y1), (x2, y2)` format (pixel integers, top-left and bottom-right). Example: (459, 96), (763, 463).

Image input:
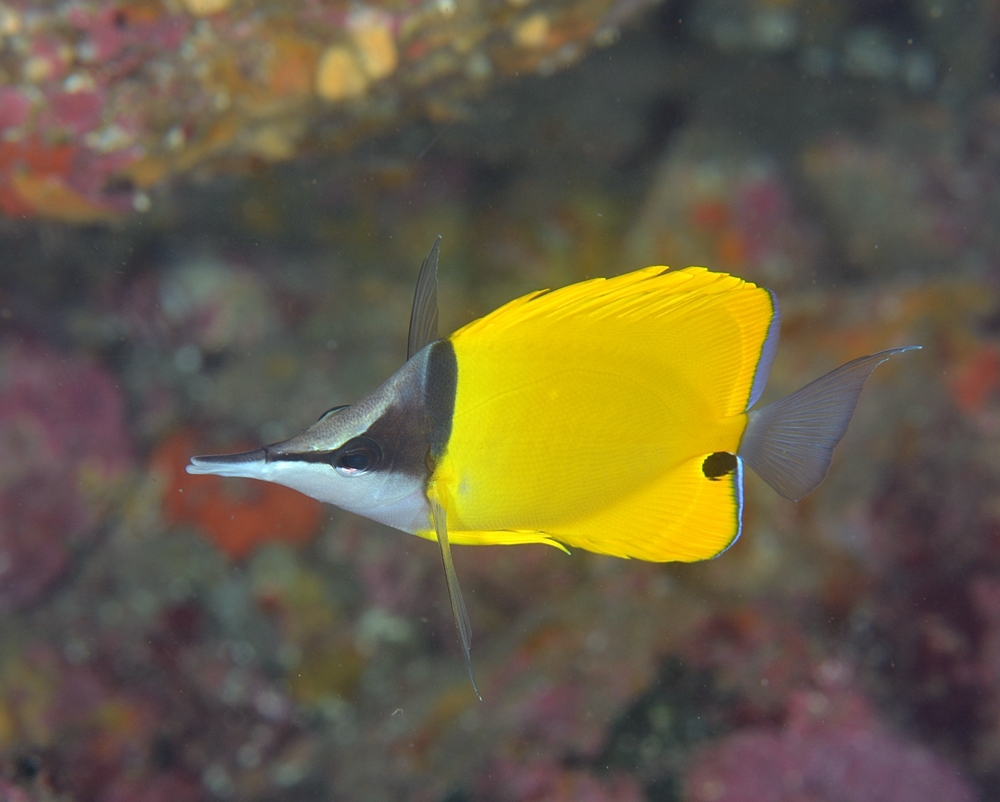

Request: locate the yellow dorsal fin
(451, 266), (776, 419)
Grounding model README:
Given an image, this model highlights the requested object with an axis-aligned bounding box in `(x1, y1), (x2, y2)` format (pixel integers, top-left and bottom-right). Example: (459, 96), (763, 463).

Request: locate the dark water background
(0, 1), (997, 800)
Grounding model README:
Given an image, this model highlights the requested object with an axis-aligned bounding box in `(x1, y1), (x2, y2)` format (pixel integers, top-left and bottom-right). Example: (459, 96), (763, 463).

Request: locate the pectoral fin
(430, 498), (480, 699)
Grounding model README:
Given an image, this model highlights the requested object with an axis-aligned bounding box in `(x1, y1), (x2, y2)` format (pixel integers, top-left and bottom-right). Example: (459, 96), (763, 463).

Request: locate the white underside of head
(187, 453), (430, 534)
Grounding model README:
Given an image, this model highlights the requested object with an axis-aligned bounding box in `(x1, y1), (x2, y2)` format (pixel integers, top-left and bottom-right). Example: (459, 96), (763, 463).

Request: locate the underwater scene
(0, 0), (998, 799)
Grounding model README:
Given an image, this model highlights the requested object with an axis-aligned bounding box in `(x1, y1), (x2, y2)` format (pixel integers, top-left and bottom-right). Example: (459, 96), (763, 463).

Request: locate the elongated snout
(187, 448), (268, 479)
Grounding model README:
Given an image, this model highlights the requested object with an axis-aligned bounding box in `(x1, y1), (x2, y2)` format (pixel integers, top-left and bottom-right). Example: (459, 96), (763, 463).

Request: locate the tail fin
(739, 347), (920, 500)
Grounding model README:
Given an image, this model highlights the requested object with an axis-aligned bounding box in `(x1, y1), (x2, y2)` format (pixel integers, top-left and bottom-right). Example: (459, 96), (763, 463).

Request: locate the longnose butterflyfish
(188, 238), (918, 696)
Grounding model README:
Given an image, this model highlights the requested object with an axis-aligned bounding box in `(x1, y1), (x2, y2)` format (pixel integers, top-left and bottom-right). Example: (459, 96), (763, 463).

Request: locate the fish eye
(334, 437), (382, 476)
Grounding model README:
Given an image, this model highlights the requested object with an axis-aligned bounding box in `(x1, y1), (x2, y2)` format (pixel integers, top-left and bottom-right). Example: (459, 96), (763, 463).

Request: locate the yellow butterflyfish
(188, 238), (918, 696)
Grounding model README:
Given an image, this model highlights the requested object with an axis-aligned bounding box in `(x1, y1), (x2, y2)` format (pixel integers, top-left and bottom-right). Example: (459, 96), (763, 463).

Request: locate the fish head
(186, 349), (446, 534)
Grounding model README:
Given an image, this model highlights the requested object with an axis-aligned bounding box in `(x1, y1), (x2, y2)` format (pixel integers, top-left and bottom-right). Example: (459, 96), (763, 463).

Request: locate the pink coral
(0, 779), (39, 802)
(478, 758), (644, 802)
(97, 773), (204, 802)
(685, 688), (977, 802)
(26, 34), (72, 83)
(42, 89), (107, 137)
(0, 341), (132, 608)
(0, 87), (32, 132)
(68, 4), (190, 68)
(0, 342), (131, 478)
(507, 682), (598, 754)
(0, 475), (82, 610)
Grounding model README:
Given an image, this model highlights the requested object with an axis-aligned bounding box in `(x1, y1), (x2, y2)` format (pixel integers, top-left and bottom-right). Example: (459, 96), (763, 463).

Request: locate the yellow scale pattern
(422, 266), (776, 562)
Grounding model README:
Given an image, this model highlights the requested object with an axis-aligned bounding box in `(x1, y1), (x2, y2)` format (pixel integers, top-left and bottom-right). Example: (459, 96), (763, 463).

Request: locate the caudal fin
(739, 347), (920, 500)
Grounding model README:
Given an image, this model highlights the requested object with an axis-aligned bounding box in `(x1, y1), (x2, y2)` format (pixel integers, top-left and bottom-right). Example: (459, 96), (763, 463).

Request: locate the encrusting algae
(316, 46), (370, 102)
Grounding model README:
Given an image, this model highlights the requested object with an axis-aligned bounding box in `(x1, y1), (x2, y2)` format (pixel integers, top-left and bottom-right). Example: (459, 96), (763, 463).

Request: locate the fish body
(430, 266), (774, 562)
(188, 239), (917, 693)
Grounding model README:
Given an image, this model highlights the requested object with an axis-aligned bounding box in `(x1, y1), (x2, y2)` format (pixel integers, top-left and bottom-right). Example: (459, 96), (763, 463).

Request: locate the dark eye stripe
(275, 436), (383, 475)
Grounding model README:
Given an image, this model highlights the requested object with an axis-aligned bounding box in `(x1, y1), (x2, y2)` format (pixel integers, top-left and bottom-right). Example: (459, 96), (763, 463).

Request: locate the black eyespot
(334, 437), (382, 476)
(702, 451), (737, 480)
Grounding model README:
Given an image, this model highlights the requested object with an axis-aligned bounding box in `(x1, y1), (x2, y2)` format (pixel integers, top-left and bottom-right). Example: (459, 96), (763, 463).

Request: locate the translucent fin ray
(431, 498), (480, 699)
(739, 347), (920, 500)
(407, 236), (441, 360)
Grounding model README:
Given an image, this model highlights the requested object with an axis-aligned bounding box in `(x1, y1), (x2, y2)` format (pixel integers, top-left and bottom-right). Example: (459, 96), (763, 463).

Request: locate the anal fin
(541, 453), (743, 562)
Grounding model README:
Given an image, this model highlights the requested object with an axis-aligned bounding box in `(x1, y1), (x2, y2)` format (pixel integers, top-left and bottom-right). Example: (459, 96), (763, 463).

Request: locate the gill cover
(408, 237), (479, 698)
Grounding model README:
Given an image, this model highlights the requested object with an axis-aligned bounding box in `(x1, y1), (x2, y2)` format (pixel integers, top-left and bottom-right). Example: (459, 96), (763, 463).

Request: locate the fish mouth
(186, 448), (268, 478)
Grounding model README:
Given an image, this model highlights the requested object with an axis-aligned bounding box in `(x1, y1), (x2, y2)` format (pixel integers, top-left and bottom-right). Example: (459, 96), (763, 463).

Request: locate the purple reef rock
(0, 341), (132, 609)
(685, 688), (977, 802)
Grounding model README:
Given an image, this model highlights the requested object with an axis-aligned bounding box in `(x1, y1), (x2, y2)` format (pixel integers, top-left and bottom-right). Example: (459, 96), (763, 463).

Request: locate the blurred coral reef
(0, 342), (132, 609)
(1, 0), (1000, 800)
(0, 0), (651, 222)
(153, 429), (322, 559)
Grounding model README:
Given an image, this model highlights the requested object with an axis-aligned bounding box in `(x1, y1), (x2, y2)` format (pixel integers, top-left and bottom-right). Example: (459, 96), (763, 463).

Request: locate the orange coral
(0, 139), (118, 223)
(951, 344), (1000, 415)
(152, 430), (323, 559)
